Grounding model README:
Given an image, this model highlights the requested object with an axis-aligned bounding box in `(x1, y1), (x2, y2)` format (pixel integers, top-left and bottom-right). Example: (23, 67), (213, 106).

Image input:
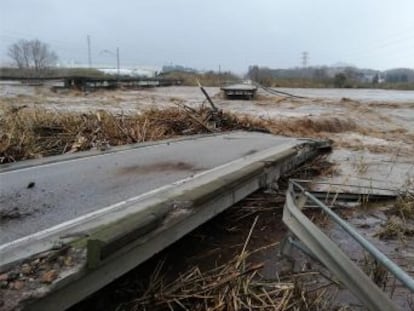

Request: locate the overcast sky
(2, 0), (414, 73)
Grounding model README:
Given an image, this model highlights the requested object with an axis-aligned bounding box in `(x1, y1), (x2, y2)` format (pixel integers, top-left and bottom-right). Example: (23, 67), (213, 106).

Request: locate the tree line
(246, 65), (414, 88)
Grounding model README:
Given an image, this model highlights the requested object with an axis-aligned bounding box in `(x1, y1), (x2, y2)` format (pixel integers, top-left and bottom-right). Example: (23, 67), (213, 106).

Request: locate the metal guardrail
(281, 180), (414, 311)
(292, 180), (414, 291)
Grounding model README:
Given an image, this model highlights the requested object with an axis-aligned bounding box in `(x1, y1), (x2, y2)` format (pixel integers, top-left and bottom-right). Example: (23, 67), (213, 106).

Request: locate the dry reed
(0, 105), (357, 164)
(117, 217), (334, 311)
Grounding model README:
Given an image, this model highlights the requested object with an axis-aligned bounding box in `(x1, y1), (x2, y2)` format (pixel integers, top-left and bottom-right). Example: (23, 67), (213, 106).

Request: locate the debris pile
(118, 218), (334, 311)
(0, 103), (359, 164)
(0, 106), (257, 163)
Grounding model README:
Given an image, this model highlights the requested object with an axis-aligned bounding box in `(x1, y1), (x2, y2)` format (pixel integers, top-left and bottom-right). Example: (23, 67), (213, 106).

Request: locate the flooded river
(275, 87), (414, 102)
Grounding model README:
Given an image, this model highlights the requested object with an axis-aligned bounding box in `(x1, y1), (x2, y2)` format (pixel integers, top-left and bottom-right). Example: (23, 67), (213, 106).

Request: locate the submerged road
(0, 132), (298, 244)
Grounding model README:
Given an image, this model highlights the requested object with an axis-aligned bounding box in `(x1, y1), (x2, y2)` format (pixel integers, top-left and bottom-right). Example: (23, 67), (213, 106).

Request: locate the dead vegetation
(361, 256), (389, 290)
(376, 215), (414, 240)
(118, 251), (333, 311)
(394, 194), (414, 219)
(0, 104), (359, 164)
(376, 193), (414, 240)
(0, 106), (256, 163)
(116, 217), (335, 311)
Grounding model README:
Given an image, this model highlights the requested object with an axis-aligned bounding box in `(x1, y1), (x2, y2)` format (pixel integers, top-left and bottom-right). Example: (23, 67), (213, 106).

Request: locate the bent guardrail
(281, 180), (414, 311)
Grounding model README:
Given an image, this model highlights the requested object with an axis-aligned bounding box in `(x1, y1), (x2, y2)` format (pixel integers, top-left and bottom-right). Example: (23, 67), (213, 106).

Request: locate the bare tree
(8, 39), (58, 72)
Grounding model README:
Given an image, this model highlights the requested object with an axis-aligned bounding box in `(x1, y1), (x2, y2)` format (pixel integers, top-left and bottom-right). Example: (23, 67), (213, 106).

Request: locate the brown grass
(361, 256), (389, 290)
(117, 217), (334, 311)
(0, 105), (357, 164)
(118, 257), (333, 311)
(395, 194), (414, 219)
(376, 215), (414, 240)
(0, 106), (217, 162)
(376, 216), (409, 240)
(376, 193), (414, 240)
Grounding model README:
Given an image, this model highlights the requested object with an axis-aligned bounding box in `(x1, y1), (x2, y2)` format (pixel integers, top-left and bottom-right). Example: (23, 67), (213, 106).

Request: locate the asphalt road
(0, 132), (298, 244)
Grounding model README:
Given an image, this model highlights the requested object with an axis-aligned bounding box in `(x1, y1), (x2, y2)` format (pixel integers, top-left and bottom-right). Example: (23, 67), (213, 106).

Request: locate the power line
(341, 25), (414, 57)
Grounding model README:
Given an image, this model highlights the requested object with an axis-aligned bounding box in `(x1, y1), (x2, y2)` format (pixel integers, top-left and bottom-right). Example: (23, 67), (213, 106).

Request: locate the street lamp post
(116, 47), (120, 78)
(100, 47), (120, 81)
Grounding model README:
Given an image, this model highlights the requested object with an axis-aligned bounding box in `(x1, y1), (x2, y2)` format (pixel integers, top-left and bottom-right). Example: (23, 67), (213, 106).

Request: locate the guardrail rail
(281, 180), (414, 311)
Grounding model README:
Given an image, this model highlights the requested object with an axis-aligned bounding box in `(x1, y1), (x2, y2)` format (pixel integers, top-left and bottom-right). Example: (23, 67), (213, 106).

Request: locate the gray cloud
(1, 0), (414, 72)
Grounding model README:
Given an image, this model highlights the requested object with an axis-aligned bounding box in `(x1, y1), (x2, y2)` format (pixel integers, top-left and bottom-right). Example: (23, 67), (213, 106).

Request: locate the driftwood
(197, 79), (218, 111)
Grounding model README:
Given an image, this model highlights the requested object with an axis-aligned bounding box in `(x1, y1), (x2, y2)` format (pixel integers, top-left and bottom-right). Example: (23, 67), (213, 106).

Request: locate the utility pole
(116, 47), (120, 80)
(218, 64), (221, 86)
(87, 35), (92, 68)
(301, 51), (308, 68)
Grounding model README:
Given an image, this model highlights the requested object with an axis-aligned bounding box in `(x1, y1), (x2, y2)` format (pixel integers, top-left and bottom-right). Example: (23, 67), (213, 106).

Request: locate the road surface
(0, 132), (298, 244)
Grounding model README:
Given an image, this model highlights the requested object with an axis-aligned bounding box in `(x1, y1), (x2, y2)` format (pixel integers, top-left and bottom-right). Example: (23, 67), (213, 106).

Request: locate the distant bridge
(0, 75), (182, 90)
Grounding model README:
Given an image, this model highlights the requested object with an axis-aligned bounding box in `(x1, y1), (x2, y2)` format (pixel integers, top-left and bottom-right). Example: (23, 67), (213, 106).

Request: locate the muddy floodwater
(1, 83), (414, 310)
(275, 87), (414, 102)
(1, 83), (413, 204)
